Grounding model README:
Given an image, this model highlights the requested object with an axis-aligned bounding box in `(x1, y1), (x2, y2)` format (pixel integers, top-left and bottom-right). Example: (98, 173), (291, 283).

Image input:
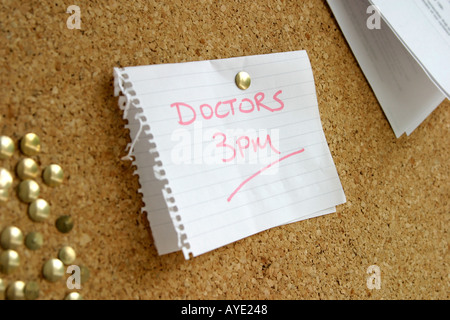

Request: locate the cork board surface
(0, 0), (448, 300)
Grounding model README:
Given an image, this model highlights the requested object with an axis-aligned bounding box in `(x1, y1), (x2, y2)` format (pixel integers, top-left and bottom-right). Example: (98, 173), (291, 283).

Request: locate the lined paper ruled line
(139, 140), (329, 185)
(128, 90), (316, 127)
(144, 154), (332, 205)
(186, 188), (343, 242)
(137, 67), (312, 96)
(134, 109), (318, 150)
(126, 54), (308, 83)
(137, 79), (315, 110)
(153, 183), (342, 231)
(227, 148), (306, 202)
(125, 95), (314, 132)
(150, 175), (340, 228)
(141, 152), (332, 201)
(132, 110), (320, 158)
(160, 130), (320, 168)
(132, 109), (320, 158)
(147, 163), (336, 217)
(144, 126), (323, 162)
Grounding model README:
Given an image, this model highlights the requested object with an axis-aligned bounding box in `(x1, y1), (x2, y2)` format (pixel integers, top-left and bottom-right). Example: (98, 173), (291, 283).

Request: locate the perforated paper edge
(113, 67), (192, 259)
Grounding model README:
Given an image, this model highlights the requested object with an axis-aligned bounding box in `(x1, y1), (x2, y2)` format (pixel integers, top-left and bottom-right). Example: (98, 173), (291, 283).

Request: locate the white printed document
(328, 0), (449, 137)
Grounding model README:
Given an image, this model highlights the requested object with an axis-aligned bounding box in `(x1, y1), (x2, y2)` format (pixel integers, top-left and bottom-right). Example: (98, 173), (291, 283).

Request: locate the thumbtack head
(17, 179), (40, 203)
(65, 292), (83, 300)
(58, 246), (76, 265)
(0, 168), (13, 190)
(0, 226), (24, 250)
(0, 249), (20, 274)
(0, 136), (15, 159)
(0, 188), (9, 203)
(20, 133), (41, 156)
(16, 158), (39, 180)
(24, 281), (40, 300)
(55, 215), (74, 233)
(42, 258), (64, 282)
(5, 281), (25, 300)
(25, 232), (44, 250)
(28, 199), (51, 222)
(235, 71), (251, 90)
(42, 164), (64, 187)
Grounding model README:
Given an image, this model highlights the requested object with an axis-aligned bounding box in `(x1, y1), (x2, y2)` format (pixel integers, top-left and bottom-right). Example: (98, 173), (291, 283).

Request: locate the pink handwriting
(213, 132), (281, 163)
(171, 90), (284, 126)
(227, 148), (306, 202)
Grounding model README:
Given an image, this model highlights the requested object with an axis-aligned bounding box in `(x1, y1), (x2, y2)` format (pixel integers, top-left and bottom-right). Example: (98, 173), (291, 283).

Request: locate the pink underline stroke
(227, 148), (306, 202)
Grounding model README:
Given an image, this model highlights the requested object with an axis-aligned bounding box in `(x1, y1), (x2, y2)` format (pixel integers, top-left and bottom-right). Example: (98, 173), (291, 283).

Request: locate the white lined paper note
(114, 50), (346, 259)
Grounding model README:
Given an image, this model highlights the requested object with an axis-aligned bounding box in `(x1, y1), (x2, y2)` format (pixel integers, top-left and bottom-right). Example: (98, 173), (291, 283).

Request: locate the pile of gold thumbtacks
(0, 133), (88, 300)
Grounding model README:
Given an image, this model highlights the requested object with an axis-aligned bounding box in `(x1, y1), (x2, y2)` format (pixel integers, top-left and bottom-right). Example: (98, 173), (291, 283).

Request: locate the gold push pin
(0, 136), (15, 159)
(235, 71), (251, 90)
(42, 164), (64, 187)
(0, 249), (20, 274)
(0, 168), (13, 190)
(65, 292), (83, 300)
(0, 188), (9, 203)
(16, 158), (39, 180)
(17, 179), (40, 203)
(55, 215), (74, 233)
(5, 281), (25, 300)
(25, 232), (44, 250)
(42, 258), (65, 282)
(0, 226), (24, 250)
(28, 198), (50, 222)
(24, 281), (40, 300)
(58, 246), (76, 265)
(20, 133), (41, 156)
(80, 265), (90, 284)
(0, 278), (5, 300)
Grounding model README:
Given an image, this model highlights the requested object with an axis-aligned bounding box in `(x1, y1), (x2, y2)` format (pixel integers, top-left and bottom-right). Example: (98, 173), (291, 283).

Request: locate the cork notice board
(0, 0), (448, 300)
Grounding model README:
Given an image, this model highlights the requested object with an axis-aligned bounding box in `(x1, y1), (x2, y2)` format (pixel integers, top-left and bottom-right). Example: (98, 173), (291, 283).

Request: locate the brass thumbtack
(42, 258), (65, 282)
(25, 232), (44, 250)
(0, 188), (8, 203)
(55, 215), (74, 233)
(0, 168), (13, 190)
(5, 281), (25, 300)
(235, 71), (251, 90)
(0, 136), (15, 159)
(28, 199), (51, 222)
(65, 292), (83, 300)
(20, 133), (41, 156)
(0, 250), (20, 274)
(0, 278), (5, 300)
(42, 164), (64, 187)
(80, 265), (90, 284)
(0, 226), (24, 250)
(17, 179), (40, 203)
(24, 281), (40, 300)
(58, 246), (76, 265)
(16, 158), (39, 180)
